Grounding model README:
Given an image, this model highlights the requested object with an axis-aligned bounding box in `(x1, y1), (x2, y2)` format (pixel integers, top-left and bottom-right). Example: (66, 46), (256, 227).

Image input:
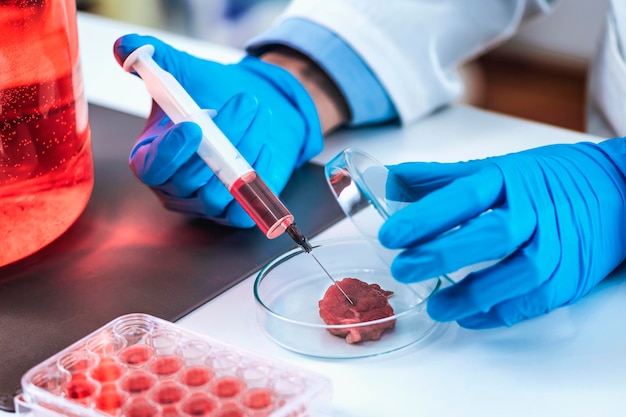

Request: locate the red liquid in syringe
(229, 171), (294, 239)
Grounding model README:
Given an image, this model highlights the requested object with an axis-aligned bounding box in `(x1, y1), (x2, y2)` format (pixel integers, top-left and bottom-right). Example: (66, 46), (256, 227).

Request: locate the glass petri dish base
(254, 237), (442, 359)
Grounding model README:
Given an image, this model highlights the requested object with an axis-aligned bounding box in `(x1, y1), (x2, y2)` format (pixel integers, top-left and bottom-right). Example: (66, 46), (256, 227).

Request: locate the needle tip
(286, 224), (354, 305)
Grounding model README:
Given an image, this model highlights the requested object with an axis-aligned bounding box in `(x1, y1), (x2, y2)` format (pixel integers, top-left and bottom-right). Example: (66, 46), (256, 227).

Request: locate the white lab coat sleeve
(587, 0), (626, 138)
(270, 0), (556, 124)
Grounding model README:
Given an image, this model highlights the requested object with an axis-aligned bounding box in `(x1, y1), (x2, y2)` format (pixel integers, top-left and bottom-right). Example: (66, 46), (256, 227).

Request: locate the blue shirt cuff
(247, 18), (398, 126)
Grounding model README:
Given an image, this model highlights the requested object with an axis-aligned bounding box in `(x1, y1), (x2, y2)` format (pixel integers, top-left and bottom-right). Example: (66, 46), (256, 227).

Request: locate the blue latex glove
(378, 139), (626, 329)
(113, 34), (322, 227)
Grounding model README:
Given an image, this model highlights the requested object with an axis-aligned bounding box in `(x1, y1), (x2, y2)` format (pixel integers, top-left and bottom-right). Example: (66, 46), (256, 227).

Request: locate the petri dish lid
(324, 147), (419, 238)
(325, 148), (494, 284)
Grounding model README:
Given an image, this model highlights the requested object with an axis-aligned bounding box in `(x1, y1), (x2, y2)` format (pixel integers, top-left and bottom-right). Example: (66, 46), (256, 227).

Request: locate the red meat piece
(318, 278), (395, 344)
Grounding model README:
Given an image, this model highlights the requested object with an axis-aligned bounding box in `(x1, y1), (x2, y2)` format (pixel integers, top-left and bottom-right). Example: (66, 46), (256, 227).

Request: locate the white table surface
(6, 12), (626, 417)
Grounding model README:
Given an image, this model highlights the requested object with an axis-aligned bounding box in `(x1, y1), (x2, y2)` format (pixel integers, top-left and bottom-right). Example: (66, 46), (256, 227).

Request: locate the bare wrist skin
(260, 46), (350, 135)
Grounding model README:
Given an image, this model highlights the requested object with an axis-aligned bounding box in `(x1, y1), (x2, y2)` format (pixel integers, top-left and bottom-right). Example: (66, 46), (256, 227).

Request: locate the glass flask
(0, 0), (94, 267)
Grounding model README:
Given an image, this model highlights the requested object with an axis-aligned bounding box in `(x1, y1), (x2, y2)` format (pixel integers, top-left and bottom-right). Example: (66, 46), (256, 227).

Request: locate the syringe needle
(309, 251), (355, 305)
(286, 224), (355, 305)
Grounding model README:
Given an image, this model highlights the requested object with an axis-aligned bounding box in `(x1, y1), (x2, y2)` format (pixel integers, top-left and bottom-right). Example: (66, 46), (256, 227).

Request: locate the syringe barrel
(185, 110), (254, 188)
(188, 111), (295, 238)
(123, 46), (295, 239)
(128, 48), (202, 124)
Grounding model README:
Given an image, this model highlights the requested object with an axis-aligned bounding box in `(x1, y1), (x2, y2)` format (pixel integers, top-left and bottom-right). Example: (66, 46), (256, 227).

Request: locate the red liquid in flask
(230, 172), (293, 239)
(0, 0), (94, 267)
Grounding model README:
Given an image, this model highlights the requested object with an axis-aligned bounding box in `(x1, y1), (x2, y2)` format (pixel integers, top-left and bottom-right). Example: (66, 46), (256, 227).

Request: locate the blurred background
(77, 0), (290, 48)
(78, 0), (611, 133)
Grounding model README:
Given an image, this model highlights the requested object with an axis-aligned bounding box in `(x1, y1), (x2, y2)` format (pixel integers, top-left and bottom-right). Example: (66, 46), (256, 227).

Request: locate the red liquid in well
(120, 371), (157, 395)
(150, 381), (186, 405)
(0, 1), (94, 267)
(230, 172), (293, 239)
(210, 376), (246, 399)
(119, 345), (154, 367)
(213, 405), (246, 417)
(90, 358), (125, 383)
(96, 385), (126, 415)
(181, 393), (218, 416)
(241, 388), (275, 410)
(149, 355), (184, 377)
(65, 377), (97, 403)
(180, 366), (214, 388)
(123, 399), (160, 417)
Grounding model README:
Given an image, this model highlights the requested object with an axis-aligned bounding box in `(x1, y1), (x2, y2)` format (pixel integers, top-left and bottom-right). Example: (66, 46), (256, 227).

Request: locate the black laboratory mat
(0, 104), (345, 412)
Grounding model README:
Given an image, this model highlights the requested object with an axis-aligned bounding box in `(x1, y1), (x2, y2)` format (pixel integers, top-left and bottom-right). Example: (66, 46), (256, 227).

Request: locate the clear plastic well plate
(17, 313), (332, 417)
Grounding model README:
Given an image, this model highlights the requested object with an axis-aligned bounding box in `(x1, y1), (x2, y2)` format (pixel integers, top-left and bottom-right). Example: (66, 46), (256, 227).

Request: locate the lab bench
(1, 12), (625, 417)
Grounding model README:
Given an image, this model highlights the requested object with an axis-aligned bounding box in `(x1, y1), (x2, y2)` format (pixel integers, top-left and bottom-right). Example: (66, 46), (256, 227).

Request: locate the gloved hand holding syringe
(121, 44), (353, 304)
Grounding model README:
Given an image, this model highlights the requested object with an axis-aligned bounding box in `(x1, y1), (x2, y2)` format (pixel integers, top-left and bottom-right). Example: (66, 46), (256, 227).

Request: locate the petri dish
(254, 237), (442, 359)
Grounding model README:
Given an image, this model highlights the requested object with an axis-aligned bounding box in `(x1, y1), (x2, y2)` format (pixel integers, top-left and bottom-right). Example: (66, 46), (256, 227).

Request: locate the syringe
(121, 44), (353, 305)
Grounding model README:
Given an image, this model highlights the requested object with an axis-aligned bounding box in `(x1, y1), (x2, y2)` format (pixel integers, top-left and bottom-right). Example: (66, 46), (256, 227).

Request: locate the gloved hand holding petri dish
(321, 148), (497, 335)
(325, 147), (493, 281)
(325, 147), (420, 245)
(378, 140), (626, 329)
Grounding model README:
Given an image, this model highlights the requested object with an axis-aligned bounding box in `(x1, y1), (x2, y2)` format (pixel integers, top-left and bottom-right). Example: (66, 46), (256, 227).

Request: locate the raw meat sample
(318, 278), (395, 344)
